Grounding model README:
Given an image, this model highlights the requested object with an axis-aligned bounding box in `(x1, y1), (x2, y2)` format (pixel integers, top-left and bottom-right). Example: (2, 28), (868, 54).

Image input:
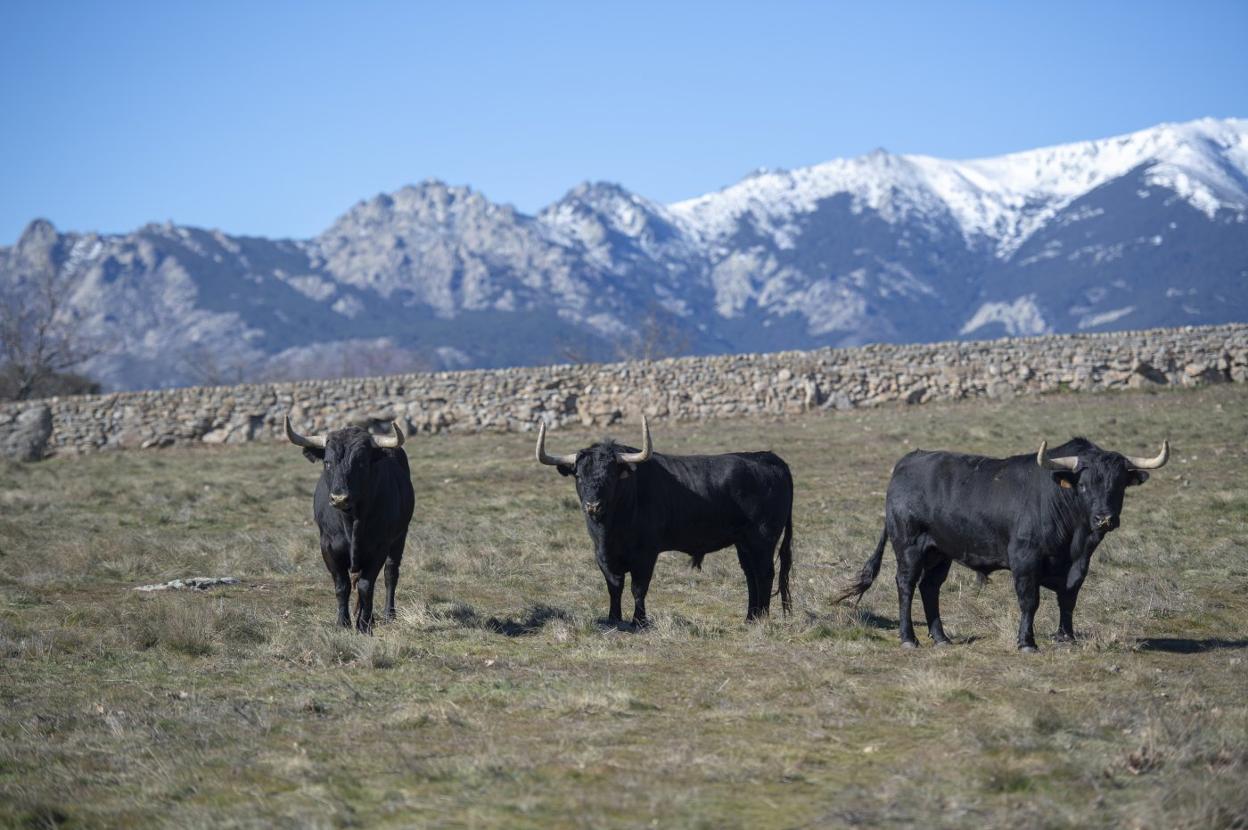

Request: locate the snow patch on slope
(670, 118), (1248, 259)
(960, 296), (1050, 336)
(1077, 306), (1136, 329)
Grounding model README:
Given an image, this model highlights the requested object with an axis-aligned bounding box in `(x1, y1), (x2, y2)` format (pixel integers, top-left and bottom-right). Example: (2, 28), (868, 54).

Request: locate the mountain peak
(17, 218), (58, 248)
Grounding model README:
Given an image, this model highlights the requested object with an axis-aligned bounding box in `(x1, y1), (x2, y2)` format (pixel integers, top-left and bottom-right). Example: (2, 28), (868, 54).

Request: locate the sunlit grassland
(1, 384), (1245, 828)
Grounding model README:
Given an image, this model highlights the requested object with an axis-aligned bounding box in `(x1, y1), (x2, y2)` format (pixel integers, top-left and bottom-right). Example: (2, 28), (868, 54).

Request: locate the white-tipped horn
(373, 421), (405, 449)
(1037, 440), (1079, 471)
(284, 414), (326, 449)
(616, 416), (653, 465)
(535, 420), (577, 467)
(1125, 439), (1169, 470)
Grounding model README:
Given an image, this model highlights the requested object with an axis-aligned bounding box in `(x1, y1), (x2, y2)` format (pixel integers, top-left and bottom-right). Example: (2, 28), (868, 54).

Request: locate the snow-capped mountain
(2, 118), (1246, 390)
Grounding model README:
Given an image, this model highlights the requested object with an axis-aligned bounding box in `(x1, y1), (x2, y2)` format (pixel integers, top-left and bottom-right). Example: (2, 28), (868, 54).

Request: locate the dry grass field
(1, 384), (1246, 828)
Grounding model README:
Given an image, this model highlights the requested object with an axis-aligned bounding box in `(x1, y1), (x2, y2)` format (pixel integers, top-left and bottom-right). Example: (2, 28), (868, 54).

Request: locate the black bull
(536, 417), (794, 624)
(286, 416), (415, 632)
(837, 437), (1169, 651)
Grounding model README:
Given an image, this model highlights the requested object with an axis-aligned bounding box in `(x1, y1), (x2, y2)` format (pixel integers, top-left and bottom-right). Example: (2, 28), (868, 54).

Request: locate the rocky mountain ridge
(2, 117), (1245, 390)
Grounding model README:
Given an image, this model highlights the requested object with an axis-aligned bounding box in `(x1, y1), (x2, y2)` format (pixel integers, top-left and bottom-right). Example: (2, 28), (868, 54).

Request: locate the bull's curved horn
(372, 422), (405, 449)
(285, 414), (326, 449)
(535, 420), (577, 467)
(1037, 440), (1079, 471)
(1125, 440), (1169, 470)
(616, 416), (653, 465)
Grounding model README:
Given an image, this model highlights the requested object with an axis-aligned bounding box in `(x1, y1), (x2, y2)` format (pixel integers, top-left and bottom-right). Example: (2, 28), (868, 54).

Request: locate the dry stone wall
(3, 324), (1246, 459)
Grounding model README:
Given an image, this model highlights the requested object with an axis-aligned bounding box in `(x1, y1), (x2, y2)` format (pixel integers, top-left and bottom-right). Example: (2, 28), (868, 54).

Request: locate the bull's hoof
(901, 640), (919, 649)
(1051, 631), (1076, 643)
(1018, 644), (1039, 654)
(933, 638), (953, 647)
(631, 618), (651, 631)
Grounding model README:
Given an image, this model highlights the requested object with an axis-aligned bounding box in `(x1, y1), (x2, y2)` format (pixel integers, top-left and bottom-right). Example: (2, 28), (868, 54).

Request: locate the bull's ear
(302, 447), (325, 463)
(1051, 471), (1078, 490)
(557, 464), (575, 477)
(1127, 470), (1149, 487)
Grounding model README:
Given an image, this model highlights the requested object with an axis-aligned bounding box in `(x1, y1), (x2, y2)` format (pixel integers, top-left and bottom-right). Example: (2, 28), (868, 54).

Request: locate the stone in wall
(1, 324), (1245, 457)
(0, 405), (52, 461)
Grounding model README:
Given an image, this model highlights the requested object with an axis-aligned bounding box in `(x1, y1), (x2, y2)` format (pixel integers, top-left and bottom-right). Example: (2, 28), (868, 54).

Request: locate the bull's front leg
(894, 545), (924, 648)
(1054, 549), (1089, 643)
(321, 541), (352, 628)
(1054, 587), (1080, 643)
(593, 542), (628, 625)
(1011, 566), (1041, 652)
(596, 554), (625, 625)
(354, 561), (384, 634)
(629, 554), (658, 629)
(334, 571), (352, 628)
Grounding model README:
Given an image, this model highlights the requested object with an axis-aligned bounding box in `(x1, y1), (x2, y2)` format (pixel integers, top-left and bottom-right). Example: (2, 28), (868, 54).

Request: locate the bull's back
(886, 450), (1026, 560)
(647, 451), (791, 551)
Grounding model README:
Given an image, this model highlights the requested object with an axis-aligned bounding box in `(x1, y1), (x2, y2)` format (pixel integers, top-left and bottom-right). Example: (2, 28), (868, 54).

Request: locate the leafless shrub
(613, 304), (691, 362)
(0, 264), (101, 400)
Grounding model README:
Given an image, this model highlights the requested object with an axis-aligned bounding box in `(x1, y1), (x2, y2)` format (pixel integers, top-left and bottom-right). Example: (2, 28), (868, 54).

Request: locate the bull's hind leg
(738, 525), (781, 622)
(894, 541), (926, 648)
(735, 544), (763, 621)
(754, 549), (776, 618)
(918, 557), (953, 645)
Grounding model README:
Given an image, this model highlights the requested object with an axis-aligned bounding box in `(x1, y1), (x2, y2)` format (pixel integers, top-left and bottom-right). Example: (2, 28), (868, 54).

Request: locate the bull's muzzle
(1093, 514), (1117, 531)
(330, 491), (350, 510)
(583, 500), (603, 518)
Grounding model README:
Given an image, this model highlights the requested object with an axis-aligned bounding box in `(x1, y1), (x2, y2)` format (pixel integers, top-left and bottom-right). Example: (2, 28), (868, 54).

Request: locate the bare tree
(614, 304), (692, 363)
(177, 344), (255, 387)
(553, 332), (598, 365)
(0, 266), (100, 400)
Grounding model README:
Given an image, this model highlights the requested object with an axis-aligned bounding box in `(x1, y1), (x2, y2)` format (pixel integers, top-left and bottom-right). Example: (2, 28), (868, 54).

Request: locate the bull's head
(1037, 438), (1168, 533)
(535, 417), (653, 522)
(286, 415), (404, 513)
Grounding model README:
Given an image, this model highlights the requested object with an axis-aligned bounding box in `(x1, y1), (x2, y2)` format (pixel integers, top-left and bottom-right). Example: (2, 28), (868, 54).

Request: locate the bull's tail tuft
(833, 527), (888, 605)
(690, 553), (706, 571)
(777, 505), (793, 614)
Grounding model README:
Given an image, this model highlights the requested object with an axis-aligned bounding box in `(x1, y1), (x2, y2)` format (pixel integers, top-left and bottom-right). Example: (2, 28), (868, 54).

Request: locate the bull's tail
(777, 505), (793, 614)
(833, 527), (888, 605)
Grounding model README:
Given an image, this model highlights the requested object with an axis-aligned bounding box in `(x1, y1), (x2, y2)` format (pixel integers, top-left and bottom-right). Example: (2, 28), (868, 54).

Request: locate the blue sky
(2, 1), (1246, 244)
